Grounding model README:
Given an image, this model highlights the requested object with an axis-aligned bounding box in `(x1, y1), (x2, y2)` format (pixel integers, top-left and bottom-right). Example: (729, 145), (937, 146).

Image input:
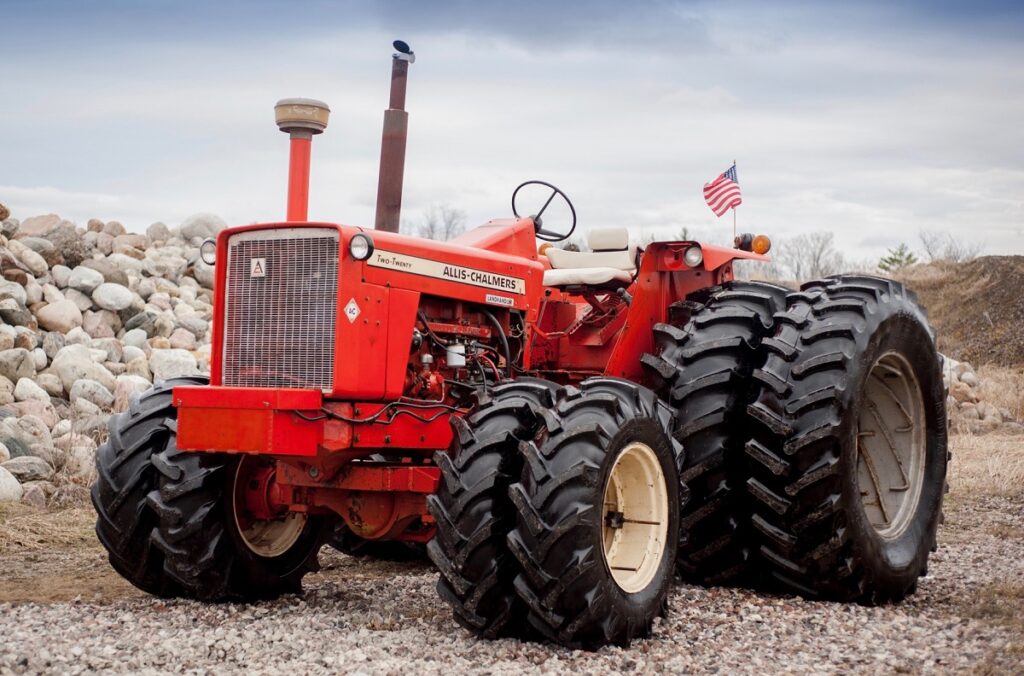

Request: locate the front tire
(148, 451), (325, 601)
(427, 379), (558, 639)
(507, 378), (681, 649)
(91, 377), (208, 597)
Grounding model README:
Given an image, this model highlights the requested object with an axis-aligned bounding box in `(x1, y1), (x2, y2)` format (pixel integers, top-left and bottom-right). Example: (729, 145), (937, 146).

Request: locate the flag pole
(732, 159), (737, 240)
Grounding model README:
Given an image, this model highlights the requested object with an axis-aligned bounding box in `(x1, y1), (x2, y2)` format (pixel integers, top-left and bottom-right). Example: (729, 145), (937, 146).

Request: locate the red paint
(286, 136), (312, 222)
(191, 217), (770, 544)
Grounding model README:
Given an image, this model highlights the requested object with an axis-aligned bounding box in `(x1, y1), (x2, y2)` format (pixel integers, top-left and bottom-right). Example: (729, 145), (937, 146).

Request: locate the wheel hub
(856, 352), (927, 540)
(233, 457), (307, 558)
(601, 441), (669, 594)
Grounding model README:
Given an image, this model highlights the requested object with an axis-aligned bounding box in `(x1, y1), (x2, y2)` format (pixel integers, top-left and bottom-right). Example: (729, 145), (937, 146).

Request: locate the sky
(1, 0), (1022, 260)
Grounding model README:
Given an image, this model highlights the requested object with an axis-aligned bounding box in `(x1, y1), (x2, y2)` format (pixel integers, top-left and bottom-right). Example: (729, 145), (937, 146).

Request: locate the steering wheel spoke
(512, 180), (577, 242)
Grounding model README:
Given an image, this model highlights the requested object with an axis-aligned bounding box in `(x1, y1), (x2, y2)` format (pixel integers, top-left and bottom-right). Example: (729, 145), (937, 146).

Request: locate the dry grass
(960, 582), (1024, 641)
(0, 503), (96, 555)
(976, 364), (1024, 421)
(948, 433), (1024, 499)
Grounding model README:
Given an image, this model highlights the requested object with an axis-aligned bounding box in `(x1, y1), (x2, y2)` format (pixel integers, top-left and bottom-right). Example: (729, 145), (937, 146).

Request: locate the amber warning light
(734, 232), (772, 255)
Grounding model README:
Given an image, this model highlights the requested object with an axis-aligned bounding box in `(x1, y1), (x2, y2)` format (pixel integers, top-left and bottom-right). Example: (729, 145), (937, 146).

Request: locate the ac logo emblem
(250, 258), (267, 277)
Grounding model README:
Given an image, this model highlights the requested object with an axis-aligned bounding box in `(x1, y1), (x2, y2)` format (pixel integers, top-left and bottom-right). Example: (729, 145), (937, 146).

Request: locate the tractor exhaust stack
(275, 98), (330, 222)
(374, 40), (415, 233)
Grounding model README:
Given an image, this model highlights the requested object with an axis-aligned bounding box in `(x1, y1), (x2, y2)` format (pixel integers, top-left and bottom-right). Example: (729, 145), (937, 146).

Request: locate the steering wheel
(511, 180), (577, 242)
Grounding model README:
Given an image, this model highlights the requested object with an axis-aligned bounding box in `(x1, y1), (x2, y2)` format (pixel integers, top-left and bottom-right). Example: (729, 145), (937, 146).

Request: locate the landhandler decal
(368, 250), (526, 295)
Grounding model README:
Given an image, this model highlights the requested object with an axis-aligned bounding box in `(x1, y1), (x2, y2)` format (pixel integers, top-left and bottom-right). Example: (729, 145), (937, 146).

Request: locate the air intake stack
(374, 40), (415, 233)
(275, 98), (330, 222)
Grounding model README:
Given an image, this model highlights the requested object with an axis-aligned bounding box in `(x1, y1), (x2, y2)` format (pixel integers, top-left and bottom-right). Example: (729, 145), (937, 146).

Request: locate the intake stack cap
(274, 98), (331, 135)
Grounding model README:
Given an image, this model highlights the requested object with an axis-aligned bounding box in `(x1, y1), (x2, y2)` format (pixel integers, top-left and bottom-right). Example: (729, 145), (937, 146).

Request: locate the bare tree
(943, 235), (983, 263)
(417, 203), (466, 241)
(773, 231), (847, 281)
(918, 229), (983, 263)
(918, 230), (945, 262)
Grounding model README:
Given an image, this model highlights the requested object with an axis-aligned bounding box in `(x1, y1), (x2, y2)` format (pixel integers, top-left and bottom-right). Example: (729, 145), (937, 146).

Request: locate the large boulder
(92, 282), (134, 311)
(192, 260), (216, 289)
(67, 265), (105, 293)
(70, 379), (115, 409)
(2, 456), (54, 482)
(113, 375), (152, 413)
(0, 298), (33, 327)
(80, 258), (128, 286)
(36, 373), (63, 398)
(15, 214), (62, 238)
(0, 279), (28, 306)
(7, 239), (49, 276)
(149, 349), (199, 381)
(4, 400), (59, 429)
(50, 343), (116, 392)
(0, 466), (22, 503)
(14, 378), (49, 402)
(0, 348), (36, 382)
(51, 264), (72, 288)
(179, 213), (227, 241)
(36, 299), (83, 333)
(146, 221), (171, 243)
(169, 328), (196, 350)
(0, 416), (54, 464)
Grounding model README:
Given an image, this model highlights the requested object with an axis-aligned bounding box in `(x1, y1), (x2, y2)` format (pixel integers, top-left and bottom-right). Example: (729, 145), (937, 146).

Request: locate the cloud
(1, 1), (1022, 260)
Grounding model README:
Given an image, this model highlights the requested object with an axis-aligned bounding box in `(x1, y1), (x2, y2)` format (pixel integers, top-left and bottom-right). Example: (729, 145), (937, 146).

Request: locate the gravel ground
(1, 437), (1022, 675)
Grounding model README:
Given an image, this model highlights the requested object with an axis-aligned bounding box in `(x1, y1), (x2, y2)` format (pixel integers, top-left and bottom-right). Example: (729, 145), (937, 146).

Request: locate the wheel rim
(601, 441), (669, 594)
(232, 458), (307, 558)
(856, 352), (927, 540)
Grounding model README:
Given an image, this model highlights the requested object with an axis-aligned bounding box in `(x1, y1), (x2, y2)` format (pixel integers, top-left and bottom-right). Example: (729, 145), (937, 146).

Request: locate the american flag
(703, 164), (742, 217)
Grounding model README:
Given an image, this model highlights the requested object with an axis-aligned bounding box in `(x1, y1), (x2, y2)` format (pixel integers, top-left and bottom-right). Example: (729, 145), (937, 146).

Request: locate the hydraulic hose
(479, 308), (513, 378)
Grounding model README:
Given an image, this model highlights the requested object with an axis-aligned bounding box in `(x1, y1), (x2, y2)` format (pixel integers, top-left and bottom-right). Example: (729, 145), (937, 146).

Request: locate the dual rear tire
(432, 276), (948, 648)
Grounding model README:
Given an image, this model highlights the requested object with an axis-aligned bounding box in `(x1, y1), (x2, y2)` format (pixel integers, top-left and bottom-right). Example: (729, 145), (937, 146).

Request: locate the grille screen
(222, 229), (338, 390)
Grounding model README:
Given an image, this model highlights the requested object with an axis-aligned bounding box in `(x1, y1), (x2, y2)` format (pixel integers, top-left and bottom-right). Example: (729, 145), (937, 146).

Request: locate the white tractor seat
(543, 227), (636, 287)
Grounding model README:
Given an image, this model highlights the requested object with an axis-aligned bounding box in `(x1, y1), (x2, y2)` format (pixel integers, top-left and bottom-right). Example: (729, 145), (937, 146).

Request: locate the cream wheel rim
(856, 351), (927, 540)
(601, 441), (670, 594)
(233, 459), (307, 558)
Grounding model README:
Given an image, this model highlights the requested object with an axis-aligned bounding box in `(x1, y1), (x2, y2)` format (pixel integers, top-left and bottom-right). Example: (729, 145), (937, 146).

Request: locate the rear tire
(746, 275), (947, 602)
(643, 281), (787, 585)
(91, 376), (208, 597)
(148, 451), (325, 601)
(507, 378), (681, 649)
(427, 379), (558, 639)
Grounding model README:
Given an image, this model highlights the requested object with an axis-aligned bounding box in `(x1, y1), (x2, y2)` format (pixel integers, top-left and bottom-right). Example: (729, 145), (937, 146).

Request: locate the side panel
(604, 242), (740, 381)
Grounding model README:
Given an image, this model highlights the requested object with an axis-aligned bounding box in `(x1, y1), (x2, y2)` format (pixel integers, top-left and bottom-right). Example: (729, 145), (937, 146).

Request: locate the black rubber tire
(507, 378), (681, 649)
(148, 450), (325, 601)
(427, 378), (558, 639)
(91, 376), (208, 597)
(643, 281), (788, 585)
(745, 275), (947, 603)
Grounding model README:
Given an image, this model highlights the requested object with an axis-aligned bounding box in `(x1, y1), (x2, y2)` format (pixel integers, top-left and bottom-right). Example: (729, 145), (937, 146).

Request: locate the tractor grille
(222, 228), (338, 390)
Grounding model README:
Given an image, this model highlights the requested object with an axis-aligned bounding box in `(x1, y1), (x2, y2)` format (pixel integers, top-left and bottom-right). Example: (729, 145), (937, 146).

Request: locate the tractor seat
(543, 227), (636, 287)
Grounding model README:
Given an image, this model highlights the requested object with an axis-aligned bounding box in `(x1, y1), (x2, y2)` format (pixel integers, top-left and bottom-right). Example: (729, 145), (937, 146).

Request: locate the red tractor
(93, 42), (947, 649)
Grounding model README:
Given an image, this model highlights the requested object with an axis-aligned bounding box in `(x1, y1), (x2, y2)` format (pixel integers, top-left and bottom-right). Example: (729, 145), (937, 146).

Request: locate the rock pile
(0, 210), (221, 506)
(942, 355), (1023, 435)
